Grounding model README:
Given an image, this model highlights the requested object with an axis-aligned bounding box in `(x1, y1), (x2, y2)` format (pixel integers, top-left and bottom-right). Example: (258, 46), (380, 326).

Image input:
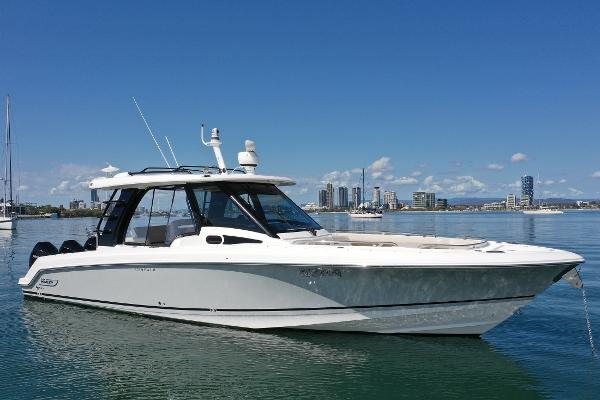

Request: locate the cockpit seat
(134, 225), (167, 246)
(166, 219), (196, 244)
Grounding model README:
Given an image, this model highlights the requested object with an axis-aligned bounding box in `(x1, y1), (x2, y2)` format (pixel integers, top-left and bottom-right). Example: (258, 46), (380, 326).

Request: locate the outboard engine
(59, 240), (85, 254)
(83, 236), (97, 251)
(29, 242), (58, 268)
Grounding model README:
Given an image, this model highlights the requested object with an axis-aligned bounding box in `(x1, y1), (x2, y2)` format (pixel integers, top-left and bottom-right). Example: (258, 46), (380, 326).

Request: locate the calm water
(1, 212), (598, 399)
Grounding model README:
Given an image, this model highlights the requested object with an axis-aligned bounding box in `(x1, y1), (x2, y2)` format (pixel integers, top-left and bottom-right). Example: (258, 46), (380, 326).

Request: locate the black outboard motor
(83, 236), (97, 251)
(29, 242), (58, 268)
(59, 240), (85, 254)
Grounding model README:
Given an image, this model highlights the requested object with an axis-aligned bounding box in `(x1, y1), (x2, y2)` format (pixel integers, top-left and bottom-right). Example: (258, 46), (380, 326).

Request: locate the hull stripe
(22, 291), (534, 312)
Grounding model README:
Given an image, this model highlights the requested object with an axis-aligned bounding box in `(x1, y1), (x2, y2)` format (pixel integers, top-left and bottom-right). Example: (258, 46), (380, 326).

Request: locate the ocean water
(0, 212), (598, 399)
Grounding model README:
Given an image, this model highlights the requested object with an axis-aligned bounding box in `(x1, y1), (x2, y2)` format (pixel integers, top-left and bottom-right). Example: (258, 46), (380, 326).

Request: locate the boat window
(191, 185), (263, 233)
(97, 189), (121, 235)
(227, 183), (322, 234)
(97, 189), (144, 247)
(124, 186), (196, 246)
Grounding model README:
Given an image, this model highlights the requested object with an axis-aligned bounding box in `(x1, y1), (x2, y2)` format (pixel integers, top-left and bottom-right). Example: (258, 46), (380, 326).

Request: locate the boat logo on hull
(38, 278), (58, 287)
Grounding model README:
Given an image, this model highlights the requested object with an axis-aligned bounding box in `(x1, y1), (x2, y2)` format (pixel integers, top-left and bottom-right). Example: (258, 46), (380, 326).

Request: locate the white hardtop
(90, 127), (296, 190)
(89, 171), (295, 190)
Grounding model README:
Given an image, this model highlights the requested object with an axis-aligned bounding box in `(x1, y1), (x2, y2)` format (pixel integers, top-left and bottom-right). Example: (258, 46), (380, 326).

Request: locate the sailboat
(1, 95), (17, 230)
(522, 173), (563, 215)
(348, 168), (382, 219)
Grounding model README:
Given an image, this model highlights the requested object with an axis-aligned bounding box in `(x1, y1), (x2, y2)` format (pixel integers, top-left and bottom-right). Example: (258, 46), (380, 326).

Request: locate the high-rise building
(412, 192), (436, 209)
(506, 194), (516, 209)
(318, 190), (328, 208)
(383, 191), (397, 209)
(91, 189), (99, 203)
(412, 192), (426, 208)
(338, 187), (349, 208)
(326, 183), (334, 209)
(521, 175), (534, 206)
(69, 199), (86, 209)
(352, 187), (361, 208)
(436, 198), (448, 209)
(425, 192), (436, 208)
(372, 187), (381, 207)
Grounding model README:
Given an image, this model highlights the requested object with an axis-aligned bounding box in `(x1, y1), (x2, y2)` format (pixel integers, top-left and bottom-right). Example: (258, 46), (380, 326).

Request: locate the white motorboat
(348, 209), (383, 219)
(523, 208), (564, 215)
(19, 128), (585, 334)
(1, 95), (17, 230)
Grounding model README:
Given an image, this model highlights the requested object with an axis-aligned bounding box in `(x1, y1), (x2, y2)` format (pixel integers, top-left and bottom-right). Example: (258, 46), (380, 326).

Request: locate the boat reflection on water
(20, 300), (544, 399)
(0, 228), (16, 272)
(523, 215), (536, 243)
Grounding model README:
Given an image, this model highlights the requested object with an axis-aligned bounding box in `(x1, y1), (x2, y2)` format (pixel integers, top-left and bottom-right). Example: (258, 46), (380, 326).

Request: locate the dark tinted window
(192, 185), (263, 233)
(228, 183), (321, 234)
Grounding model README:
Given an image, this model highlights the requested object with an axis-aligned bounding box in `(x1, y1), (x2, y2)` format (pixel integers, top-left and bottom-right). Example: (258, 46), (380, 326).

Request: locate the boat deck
(291, 232), (489, 250)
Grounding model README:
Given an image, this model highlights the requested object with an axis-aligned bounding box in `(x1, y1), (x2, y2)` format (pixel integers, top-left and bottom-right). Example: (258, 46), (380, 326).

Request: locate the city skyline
(317, 170), (584, 206)
(314, 173), (563, 210)
(2, 1), (599, 206)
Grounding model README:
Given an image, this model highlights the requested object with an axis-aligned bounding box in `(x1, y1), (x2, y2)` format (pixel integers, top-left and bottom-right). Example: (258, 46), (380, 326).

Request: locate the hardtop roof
(89, 166), (295, 190)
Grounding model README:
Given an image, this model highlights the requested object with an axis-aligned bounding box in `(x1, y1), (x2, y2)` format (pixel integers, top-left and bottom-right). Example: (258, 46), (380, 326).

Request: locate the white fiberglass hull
(348, 213), (382, 219)
(20, 258), (576, 335)
(0, 216), (16, 230)
(22, 290), (531, 335)
(523, 210), (563, 215)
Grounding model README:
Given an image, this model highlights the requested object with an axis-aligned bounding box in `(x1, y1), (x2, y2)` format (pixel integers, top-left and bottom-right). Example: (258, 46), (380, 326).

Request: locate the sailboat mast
(537, 172), (540, 207)
(6, 96), (12, 212)
(362, 168), (365, 206)
(3, 95), (8, 217)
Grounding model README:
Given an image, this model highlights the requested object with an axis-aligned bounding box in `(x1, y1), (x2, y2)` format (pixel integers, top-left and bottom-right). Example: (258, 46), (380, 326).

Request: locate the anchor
(564, 268), (597, 359)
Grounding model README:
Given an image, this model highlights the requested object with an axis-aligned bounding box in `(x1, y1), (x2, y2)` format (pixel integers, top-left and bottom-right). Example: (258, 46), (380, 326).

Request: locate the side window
(97, 189), (122, 234)
(125, 186), (197, 246)
(192, 186), (262, 233)
(164, 188), (197, 243)
(98, 189), (144, 247)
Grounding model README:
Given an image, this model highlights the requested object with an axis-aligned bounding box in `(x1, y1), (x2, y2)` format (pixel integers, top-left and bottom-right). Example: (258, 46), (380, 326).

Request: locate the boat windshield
(225, 183), (322, 234)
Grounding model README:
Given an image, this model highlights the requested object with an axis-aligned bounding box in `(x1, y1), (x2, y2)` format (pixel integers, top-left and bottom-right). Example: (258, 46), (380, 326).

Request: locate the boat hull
(0, 217), (16, 230)
(348, 213), (383, 219)
(21, 261), (575, 335)
(523, 210), (563, 215)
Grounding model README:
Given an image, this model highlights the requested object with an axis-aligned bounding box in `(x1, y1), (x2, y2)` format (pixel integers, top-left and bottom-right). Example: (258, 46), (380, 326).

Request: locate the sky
(1, 0), (599, 206)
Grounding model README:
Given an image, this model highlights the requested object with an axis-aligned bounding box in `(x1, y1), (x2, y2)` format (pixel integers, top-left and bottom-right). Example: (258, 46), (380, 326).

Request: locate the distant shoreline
(308, 209), (600, 214)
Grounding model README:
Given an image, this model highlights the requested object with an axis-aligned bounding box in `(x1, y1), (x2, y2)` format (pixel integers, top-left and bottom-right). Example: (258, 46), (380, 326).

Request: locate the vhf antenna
(200, 123), (227, 173)
(132, 97), (171, 168)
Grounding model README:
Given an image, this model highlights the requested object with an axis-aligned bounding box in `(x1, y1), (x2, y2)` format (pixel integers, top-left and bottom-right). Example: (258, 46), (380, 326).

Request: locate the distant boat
(522, 174), (564, 216)
(523, 208), (564, 215)
(0, 95), (16, 230)
(348, 210), (383, 219)
(348, 168), (383, 219)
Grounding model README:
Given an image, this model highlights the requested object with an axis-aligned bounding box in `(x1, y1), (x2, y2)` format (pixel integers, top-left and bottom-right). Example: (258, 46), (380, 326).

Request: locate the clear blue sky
(1, 0), (599, 205)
